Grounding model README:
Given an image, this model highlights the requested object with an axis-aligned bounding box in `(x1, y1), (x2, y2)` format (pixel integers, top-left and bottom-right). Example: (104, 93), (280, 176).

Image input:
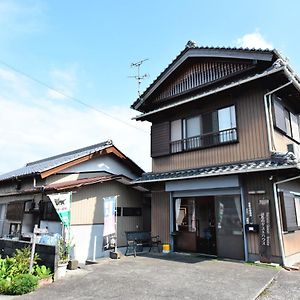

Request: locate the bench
(125, 231), (161, 256)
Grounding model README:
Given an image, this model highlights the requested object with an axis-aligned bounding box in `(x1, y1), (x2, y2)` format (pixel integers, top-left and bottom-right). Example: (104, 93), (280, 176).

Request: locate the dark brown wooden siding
(152, 87), (270, 172)
(152, 60), (253, 104)
(151, 122), (170, 157)
(242, 173), (281, 258)
(151, 191), (170, 244)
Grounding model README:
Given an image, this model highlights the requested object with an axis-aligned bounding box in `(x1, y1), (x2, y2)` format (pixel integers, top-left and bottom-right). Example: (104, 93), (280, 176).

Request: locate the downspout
(33, 177), (37, 188)
(240, 185), (249, 262)
(273, 174), (300, 267)
(169, 192), (174, 251)
(263, 80), (293, 153)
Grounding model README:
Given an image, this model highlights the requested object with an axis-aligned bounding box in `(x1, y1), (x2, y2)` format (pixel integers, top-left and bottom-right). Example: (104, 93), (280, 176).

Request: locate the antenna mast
(129, 59), (149, 98)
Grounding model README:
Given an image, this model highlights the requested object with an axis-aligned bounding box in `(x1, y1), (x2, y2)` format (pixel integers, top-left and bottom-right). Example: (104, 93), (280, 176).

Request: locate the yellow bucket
(162, 243), (171, 253)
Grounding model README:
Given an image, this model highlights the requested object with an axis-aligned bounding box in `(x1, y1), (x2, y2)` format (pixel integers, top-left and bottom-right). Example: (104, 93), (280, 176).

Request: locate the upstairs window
(273, 96), (300, 143)
(218, 106), (237, 142)
(170, 105), (237, 153)
(170, 119), (183, 153)
(186, 116), (201, 149)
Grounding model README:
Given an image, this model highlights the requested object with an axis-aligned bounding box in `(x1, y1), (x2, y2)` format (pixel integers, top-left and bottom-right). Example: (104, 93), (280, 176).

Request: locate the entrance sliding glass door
(215, 195), (244, 260)
(173, 195), (244, 260)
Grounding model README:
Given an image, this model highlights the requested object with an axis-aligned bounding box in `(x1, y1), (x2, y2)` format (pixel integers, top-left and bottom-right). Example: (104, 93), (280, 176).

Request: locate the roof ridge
(26, 140), (113, 167)
(132, 41), (277, 110)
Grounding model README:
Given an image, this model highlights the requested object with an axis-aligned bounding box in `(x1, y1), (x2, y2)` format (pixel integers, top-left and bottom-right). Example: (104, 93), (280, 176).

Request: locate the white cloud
(0, 0), (44, 37)
(236, 31), (273, 50)
(0, 68), (151, 174)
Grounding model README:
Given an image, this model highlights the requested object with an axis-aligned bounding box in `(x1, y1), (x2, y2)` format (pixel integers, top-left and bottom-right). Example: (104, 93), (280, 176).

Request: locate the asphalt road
(16, 253), (281, 300)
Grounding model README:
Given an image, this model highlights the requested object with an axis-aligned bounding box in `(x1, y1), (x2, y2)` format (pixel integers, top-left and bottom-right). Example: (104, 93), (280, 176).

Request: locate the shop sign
(258, 199), (271, 263)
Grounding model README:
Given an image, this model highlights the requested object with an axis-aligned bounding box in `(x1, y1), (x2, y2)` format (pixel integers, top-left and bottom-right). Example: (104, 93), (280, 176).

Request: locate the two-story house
(132, 41), (300, 267)
(0, 140), (148, 263)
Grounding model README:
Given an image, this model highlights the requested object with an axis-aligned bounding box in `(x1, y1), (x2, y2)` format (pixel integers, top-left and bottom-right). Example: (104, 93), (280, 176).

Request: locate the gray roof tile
(0, 140), (113, 182)
(134, 153), (299, 183)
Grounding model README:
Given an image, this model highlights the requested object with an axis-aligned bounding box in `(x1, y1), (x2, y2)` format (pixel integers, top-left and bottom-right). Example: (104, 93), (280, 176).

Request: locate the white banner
(48, 192), (71, 228)
(103, 196), (117, 236)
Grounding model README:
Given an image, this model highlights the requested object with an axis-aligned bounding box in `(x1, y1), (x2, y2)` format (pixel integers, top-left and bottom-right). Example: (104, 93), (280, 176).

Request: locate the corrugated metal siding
(152, 88), (270, 172)
(242, 173), (281, 257)
(71, 181), (143, 246)
(151, 191), (170, 244)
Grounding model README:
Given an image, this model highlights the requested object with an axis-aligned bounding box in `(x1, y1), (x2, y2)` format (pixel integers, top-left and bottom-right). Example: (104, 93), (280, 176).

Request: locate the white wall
(71, 224), (104, 263)
(59, 156), (137, 179)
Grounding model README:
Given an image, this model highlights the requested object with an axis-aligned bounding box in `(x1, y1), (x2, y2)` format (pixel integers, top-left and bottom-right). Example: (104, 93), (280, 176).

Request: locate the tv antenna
(129, 59), (149, 98)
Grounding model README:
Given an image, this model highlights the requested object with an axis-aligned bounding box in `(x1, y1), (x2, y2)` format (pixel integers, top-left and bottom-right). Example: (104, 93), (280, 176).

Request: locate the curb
(254, 269), (281, 299)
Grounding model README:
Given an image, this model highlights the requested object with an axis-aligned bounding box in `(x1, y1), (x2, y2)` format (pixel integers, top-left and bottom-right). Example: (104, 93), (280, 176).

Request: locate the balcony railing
(170, 128), (238, 153)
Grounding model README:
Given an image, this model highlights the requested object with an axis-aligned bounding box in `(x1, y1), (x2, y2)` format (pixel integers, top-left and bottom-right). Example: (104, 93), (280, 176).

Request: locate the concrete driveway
(19, 253), (280, 300)
(258, 269), (300, 300)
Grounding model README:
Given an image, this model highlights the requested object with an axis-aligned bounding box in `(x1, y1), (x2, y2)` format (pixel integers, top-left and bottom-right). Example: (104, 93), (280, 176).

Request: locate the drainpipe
(240, 185), (249, 262)
(272, 174), (300, 267)
(169, 192), (174, 251)
(33, 177), (37, 188)
(263, 81), (293, 153)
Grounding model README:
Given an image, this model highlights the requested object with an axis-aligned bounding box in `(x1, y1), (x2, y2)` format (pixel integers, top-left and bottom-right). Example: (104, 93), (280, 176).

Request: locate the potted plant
(56, 237), (69, 280)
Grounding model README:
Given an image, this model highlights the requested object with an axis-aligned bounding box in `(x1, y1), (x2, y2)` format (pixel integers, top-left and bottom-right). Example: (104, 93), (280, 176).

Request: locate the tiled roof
(133, 153), (299, 184)
(134, 62), (284, 120)
(0, 140), (113, 182)
(131, 42), (278, 110)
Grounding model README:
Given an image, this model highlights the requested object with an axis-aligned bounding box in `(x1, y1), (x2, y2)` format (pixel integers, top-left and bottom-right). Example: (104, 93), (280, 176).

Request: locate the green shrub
(33, 265), (52, 279)
(6, 274), (38, 295)
(0, 278), (10, 294)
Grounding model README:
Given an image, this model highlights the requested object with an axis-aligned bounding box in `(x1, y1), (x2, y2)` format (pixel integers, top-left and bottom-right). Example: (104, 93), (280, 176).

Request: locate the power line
(0, 59), (148, 133)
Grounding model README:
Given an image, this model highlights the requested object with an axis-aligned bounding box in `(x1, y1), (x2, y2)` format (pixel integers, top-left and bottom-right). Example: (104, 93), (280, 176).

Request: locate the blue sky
(0, 0), (299, 173)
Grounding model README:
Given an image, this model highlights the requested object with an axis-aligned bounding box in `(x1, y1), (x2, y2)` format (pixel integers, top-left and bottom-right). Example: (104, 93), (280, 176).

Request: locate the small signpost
(29, 225), (48, 273)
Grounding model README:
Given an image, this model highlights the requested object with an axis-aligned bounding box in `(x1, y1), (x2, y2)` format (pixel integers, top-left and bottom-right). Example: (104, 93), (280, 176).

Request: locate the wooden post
(29, 224), (38, 274)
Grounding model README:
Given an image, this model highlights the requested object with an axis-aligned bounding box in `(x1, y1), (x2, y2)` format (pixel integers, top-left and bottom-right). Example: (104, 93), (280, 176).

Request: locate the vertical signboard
(48, 192), (71, 228)
(258, 199), (271, 263)
(103, 196), (117, 250)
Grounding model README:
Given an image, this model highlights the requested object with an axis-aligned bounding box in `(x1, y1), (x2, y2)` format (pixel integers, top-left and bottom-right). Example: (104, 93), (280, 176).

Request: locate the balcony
(170, 128), (238, 153)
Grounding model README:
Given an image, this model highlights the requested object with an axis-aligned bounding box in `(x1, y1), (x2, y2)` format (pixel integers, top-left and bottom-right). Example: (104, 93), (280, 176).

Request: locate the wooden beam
(40, 146), (127, 179)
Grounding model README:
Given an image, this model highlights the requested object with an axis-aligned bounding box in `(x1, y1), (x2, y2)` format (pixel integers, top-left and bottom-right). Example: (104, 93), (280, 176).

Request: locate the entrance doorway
(195, 197), (216, 255)
(174, 195), (244, 260)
